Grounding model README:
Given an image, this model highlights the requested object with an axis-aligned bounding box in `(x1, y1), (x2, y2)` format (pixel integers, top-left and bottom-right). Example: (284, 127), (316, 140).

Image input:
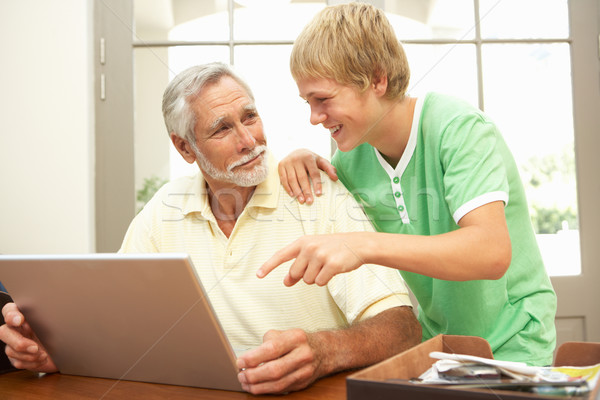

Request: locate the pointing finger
(257, 241), (301, 279)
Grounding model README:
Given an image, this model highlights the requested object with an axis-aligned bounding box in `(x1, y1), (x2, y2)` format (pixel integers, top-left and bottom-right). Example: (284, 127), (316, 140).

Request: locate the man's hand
(0, 302), (58, 373)
(257, 232), (368, 286)
(236, 307), (421, 395)
(236, 329), (324, 394)
(278, 149), (338, 205)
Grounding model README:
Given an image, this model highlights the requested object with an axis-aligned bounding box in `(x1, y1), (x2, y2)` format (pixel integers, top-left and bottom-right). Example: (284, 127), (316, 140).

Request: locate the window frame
(97, 0), (600, 342)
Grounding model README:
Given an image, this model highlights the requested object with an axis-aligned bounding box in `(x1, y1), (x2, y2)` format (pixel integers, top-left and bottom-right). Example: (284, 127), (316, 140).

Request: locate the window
(133, 0), (580, 277)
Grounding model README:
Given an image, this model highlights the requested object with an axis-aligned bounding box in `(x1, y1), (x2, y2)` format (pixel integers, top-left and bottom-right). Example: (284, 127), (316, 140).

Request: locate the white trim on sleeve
(452, 191), (509, 224)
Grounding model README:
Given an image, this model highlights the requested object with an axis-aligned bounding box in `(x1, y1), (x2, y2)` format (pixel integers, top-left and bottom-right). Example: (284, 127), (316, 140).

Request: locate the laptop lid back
(0, 253), (243, 391)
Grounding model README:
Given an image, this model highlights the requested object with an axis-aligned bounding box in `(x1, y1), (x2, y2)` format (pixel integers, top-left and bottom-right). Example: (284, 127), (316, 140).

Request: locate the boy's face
(296, 76), (384, 152)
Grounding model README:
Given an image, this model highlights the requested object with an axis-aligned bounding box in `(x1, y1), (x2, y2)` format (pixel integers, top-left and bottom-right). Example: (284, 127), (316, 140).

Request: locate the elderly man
(0, 62), (421, 394)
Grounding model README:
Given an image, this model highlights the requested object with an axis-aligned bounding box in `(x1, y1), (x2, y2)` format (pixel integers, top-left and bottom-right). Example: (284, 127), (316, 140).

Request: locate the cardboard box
(347, 335), (600, 400)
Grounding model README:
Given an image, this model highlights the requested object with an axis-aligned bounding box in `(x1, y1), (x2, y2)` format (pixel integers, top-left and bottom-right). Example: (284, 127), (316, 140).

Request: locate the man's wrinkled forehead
(192, 77), (255, 124)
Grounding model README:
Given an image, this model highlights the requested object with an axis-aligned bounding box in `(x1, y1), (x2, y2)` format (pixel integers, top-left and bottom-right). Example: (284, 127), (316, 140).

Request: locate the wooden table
(0, 370), (351, 399)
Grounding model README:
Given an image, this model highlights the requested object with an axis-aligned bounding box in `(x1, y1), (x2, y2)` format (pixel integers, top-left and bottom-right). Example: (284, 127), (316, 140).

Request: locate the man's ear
(372, 73), (388, 98)
(170, 133), (197, 164)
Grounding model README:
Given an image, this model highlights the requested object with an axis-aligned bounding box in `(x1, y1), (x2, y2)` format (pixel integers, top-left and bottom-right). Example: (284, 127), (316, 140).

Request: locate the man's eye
(243, 113), (258, 124)
(213, 126), (229, 136)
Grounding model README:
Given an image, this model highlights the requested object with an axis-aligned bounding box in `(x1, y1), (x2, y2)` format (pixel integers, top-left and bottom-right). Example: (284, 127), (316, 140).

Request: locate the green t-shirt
(332, 92), (556, 365)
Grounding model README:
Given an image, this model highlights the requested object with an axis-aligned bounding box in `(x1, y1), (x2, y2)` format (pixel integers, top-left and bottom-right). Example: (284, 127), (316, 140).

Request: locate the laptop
(0, 253), (243, 391)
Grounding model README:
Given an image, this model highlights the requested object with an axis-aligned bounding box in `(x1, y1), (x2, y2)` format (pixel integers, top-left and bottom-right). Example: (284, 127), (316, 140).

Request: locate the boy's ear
(170, 133), (197, 164)
(372, 72), (389, 97)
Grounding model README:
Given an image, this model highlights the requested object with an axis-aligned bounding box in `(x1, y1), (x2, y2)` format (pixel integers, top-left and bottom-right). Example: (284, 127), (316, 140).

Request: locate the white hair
(161, 62), (255, 144)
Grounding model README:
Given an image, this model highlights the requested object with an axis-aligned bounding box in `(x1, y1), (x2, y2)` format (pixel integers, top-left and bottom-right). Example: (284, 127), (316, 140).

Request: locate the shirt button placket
(391, 176), (407, 219)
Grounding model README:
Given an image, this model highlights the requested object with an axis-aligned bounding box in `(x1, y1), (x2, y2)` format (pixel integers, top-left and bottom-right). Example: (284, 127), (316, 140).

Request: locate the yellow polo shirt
(120, 153), (412, 350)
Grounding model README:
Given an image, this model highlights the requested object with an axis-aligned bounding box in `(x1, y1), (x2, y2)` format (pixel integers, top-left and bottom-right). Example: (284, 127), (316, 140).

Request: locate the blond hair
(290, 2), (410, 100)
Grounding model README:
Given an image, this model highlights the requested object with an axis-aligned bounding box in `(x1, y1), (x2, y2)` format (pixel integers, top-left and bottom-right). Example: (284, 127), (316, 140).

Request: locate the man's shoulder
(273, 170), (351, 216)
(277, 170), (374, 232)
(309, 170), (354, 202)
(140, 173), (204, 217)
(148, 174), (201, 200)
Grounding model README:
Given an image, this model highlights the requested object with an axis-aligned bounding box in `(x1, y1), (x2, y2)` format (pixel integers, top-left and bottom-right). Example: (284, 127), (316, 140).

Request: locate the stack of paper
(413, 351), (600, 397)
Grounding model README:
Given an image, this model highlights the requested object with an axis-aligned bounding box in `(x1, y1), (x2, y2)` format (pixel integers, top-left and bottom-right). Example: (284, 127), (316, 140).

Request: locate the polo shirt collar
(374, 95), (424, 178)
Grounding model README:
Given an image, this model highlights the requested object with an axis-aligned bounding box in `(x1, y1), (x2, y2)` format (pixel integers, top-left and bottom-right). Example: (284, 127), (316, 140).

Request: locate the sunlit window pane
(480, 0), (569, 39)
(169, 3), (229, 42)
(482, 43), (579, 275)
(404, 44), (478, 107)
(233, 2), (326, 41)
(235, 45), (331, 162)
(167, 45), (230, 76)
(385, 0), (475, 40)
(133, 47), (171, 212)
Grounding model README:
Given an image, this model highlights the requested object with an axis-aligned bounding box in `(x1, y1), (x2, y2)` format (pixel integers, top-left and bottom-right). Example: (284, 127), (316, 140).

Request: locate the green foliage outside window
(522, 144), (578, 234)
(530, 206), (578, 234)
(136, 175), (168, 213)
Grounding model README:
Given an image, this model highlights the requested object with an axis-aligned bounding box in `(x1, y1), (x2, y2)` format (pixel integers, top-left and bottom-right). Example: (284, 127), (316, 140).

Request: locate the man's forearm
(308, 306), (421, 378)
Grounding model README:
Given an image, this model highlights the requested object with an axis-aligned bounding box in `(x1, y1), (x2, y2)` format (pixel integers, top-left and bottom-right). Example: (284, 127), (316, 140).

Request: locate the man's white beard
(194, 144), (269, 187)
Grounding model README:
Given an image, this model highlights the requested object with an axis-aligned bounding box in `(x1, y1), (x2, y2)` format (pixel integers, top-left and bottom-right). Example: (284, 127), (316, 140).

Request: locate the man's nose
(236, 125), (256, 151)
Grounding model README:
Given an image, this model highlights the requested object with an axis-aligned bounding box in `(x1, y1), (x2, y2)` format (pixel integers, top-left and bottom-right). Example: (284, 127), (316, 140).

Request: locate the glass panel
(133, 47), (171, 210)
(134, 1), (230, 43)
(234, 2), (326, 41)
(482, 43), (580, 276)
(404, 44), (478, 107)
(167, 45), (230, 77)
(133, 0), (173, 43)
(169, 3), (229, 42)
(385, 0), (475, 40)
(235, 45), (331, 162)
(479, 0), (569, 39)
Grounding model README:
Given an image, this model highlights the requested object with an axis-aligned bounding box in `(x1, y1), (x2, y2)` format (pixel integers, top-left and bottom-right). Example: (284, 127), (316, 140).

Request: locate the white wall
(0, 0), (95, 254)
